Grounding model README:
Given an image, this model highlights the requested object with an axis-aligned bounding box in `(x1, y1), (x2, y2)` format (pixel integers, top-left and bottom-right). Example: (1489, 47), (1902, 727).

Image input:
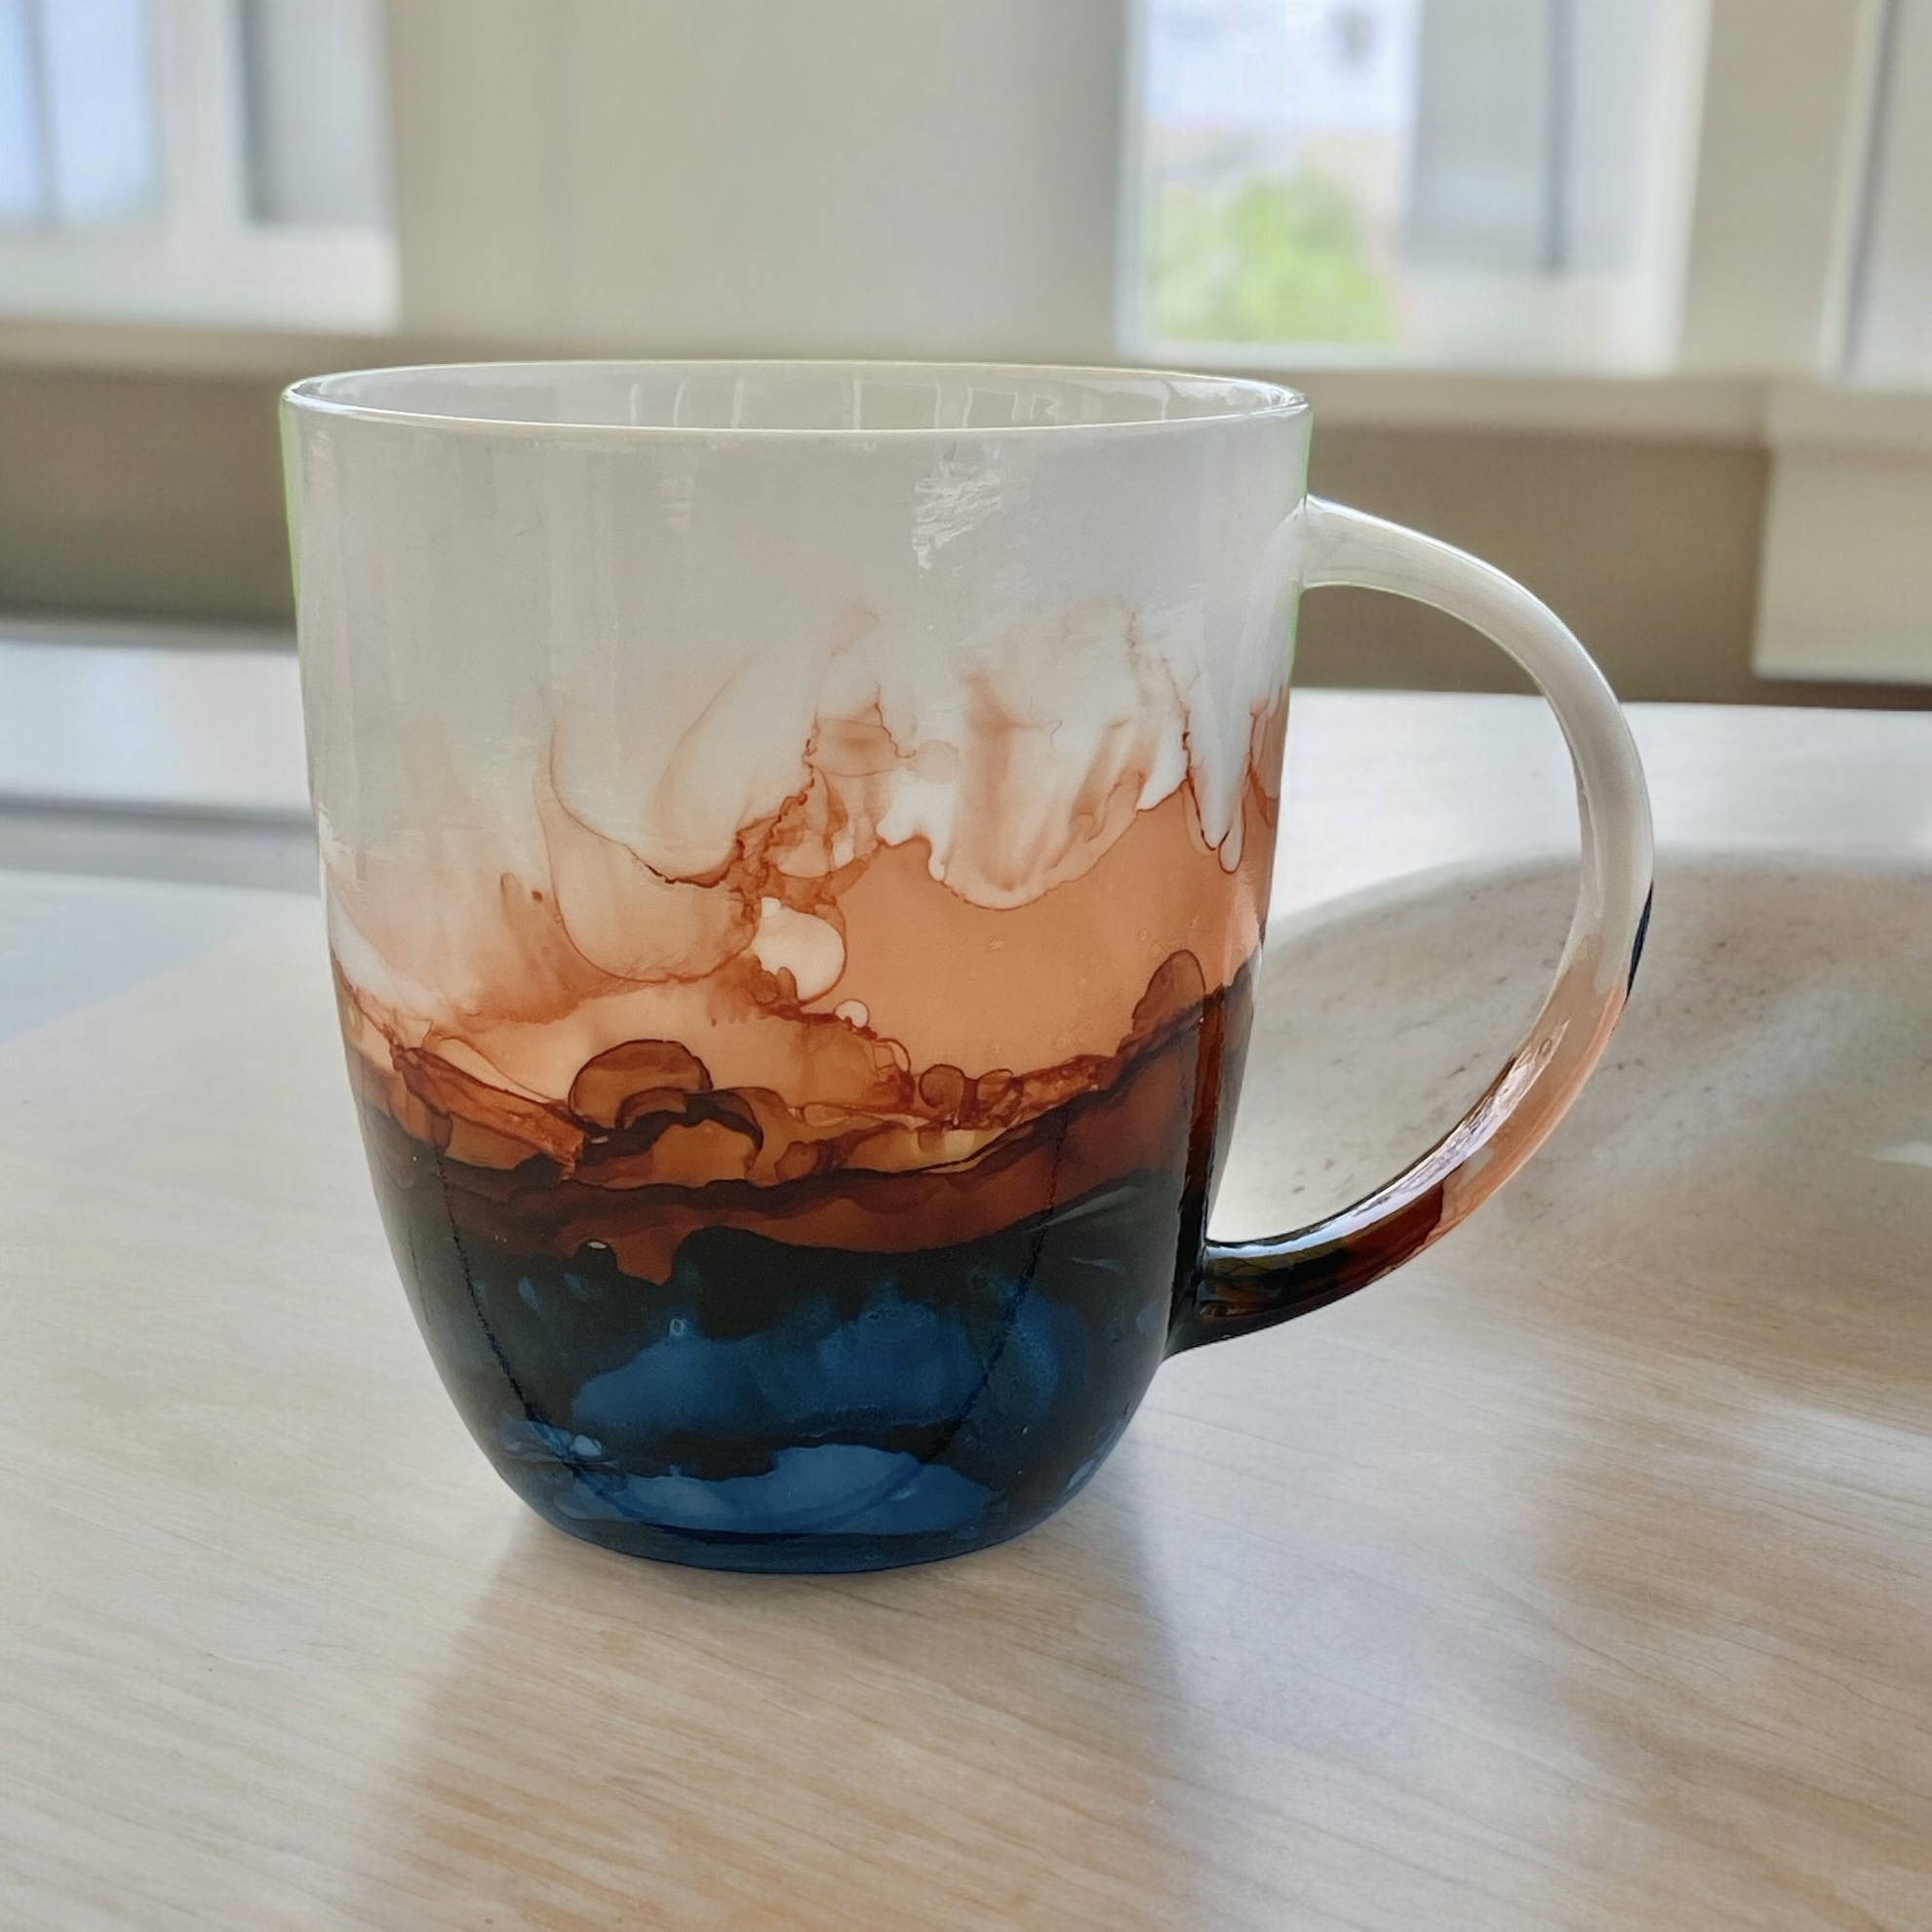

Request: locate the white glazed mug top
(286, 359), (1306, 434)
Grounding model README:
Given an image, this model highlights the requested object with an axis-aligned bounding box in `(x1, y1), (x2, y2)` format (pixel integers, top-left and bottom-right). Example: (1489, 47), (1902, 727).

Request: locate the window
(1126, 0), (1711, 371)
(0, 0), (393, 330)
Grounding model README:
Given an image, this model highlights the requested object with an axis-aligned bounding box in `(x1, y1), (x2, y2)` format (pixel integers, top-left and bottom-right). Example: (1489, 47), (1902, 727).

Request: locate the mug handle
(1173, 497), (1655, 1351)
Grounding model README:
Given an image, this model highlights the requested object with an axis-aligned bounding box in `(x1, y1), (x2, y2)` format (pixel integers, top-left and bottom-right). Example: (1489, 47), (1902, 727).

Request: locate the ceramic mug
(283, 362), (1652, 1573)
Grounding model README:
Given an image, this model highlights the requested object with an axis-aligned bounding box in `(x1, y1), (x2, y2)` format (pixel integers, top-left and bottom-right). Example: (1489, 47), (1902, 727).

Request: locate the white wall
(386, 0), (1126, 360)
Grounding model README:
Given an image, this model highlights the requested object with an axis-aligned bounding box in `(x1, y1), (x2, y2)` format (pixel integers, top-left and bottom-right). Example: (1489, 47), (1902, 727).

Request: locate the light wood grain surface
(2, 696), (1929, 1930)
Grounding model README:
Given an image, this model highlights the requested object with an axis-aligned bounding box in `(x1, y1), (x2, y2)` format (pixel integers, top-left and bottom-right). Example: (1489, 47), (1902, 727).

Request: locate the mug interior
(286, 360), (1306, 434)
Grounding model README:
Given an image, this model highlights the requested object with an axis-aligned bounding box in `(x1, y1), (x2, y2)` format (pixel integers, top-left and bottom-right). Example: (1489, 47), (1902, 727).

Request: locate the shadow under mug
(283, 362), (1652, 1573)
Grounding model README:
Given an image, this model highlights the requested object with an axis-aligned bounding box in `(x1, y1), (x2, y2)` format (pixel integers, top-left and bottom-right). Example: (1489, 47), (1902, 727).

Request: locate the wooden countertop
(3, 692), (1929, 1929)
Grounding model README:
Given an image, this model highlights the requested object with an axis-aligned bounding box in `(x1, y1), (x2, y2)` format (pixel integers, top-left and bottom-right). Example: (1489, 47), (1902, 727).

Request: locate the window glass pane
(1142, 0), (1422, 349)
(239, 0), (390, 227)
(0, 0), (47, 225)
(42, 0), (156, 225)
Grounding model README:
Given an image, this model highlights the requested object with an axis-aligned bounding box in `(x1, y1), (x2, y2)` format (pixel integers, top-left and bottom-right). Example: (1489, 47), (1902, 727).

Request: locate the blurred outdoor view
(1137, 0), (1695, 365)
(1141, 0), (1420, 349)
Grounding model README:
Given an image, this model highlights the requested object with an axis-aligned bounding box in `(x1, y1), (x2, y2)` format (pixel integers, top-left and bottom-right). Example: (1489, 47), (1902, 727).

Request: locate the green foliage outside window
(1146, 168), (1396, 347)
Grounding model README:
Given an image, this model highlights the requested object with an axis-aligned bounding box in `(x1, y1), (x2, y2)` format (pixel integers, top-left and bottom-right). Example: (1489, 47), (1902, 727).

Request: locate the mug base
(370, 1122), (1200, 1578)
(496, 1447), (1095, 1573)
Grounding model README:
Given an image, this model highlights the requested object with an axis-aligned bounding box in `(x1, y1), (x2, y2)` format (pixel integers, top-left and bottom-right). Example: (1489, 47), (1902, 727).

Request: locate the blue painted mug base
(500, 1442), (1107, 1574)
(371, 1144), (1189, 1574)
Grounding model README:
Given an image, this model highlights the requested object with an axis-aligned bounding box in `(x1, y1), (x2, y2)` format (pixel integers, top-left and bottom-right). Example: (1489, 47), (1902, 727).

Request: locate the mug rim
(282, 358), (1310, 441)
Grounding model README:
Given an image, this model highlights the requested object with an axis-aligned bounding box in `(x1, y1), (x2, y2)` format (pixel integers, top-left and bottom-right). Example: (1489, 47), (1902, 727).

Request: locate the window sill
(1223, 361), (1766, 441)
(0, 314), (403, 383)
(1216, 359), (1932, 453)
(5, 314), (1932, 456)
